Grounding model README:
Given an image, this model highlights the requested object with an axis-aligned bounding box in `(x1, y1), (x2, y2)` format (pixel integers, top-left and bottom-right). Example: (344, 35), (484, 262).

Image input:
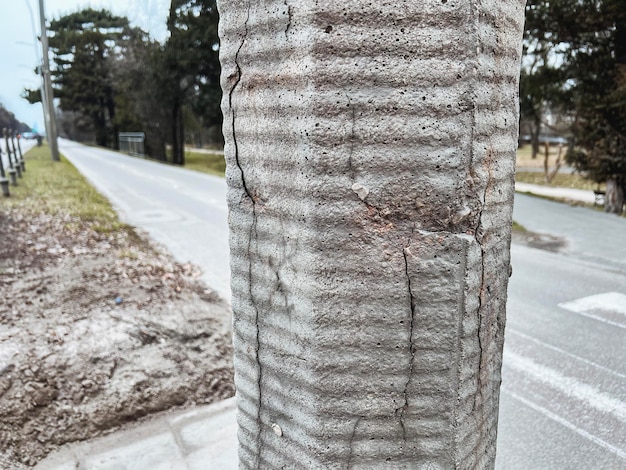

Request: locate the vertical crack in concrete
(467, 0), (487, 421)
(283, 0), (292, 38)
(452, 242), (469, 466)
(347, 416), (363, 469)
(229, 2), (252, 201)
(474, 245), (486, 413)
(345, 93), (356, 180)
(473, 148), (491, 415)
(250, 208), (263, 470)
(227, 2), (265, 466)
(396, 246), (417, 442)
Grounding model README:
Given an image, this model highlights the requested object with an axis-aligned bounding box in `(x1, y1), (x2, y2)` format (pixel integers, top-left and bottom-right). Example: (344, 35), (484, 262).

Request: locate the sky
(0, 0), (171, 131)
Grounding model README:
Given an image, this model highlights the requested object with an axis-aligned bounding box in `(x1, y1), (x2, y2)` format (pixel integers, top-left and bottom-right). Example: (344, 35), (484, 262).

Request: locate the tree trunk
(544, 143), (562, 184)
(107, 92), (119, 150)
(171, 100), (185, 166)
(220, 1), (525, 468)
(146, 130), (167, 161)
(605, 178), (625, 214)
(530, 118), (541, 159)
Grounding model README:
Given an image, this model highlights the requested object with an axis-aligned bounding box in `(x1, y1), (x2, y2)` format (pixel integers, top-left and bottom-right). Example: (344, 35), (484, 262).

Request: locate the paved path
(36, 399), (237, 470)
(515, 181), (599, 205)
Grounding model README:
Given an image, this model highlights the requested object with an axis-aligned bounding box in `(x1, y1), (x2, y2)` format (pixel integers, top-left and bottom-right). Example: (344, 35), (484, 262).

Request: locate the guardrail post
(12, 130), (26, 172)
(3, 129), (18, 186)
(10, 131), (23, 179)
(0, 145), (10, 197)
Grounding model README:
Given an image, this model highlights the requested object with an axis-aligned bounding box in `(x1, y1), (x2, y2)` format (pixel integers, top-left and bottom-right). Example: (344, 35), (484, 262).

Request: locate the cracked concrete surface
(219, 0), (525, 467)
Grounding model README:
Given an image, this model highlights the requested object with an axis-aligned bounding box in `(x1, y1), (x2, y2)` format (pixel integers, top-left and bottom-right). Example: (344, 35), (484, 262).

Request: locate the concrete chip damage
(0, 208), (234, 468)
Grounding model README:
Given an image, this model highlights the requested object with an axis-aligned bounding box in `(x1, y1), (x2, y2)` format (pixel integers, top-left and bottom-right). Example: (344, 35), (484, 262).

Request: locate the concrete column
(219, 1), (525, 468)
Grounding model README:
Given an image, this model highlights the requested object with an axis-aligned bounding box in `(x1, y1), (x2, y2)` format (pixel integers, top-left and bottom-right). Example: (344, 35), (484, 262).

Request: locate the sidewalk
(35, 398), (238, 470)
(514, 181), (598, 205)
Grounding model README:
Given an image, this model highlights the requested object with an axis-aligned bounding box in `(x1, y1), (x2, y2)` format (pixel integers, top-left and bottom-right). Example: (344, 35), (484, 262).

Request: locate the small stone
(451, 206), (471, 225)
(81, 379), (94, 389)
(271, 423), (283, 437)
(351, 183), (369, 201)
(115, 297), (123, 305)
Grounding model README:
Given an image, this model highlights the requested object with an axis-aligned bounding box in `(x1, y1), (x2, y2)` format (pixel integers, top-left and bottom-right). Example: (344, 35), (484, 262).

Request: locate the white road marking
(505, 350), (626, 422)
(558, 292), (626, 329)
(503, 388), (626, 460)
(506, 328), (626, 380)
(559, 292), (626, 316)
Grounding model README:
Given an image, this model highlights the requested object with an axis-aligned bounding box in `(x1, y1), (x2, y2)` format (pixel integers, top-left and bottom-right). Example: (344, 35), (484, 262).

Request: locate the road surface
(57, 141), (625, 468)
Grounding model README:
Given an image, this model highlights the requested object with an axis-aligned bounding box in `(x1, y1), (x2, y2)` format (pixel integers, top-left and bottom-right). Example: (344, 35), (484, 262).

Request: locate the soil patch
(512, 229), (567, 252)
(0, 208), (234, 468)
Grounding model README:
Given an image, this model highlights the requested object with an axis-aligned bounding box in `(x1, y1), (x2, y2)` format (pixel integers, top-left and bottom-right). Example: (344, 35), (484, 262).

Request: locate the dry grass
(515, 171), (603, 191)
(4, 145), (131, 233)
(183, 150), (226, 177)
(516, 144), (564, 169)
(515, 144), (602, 191)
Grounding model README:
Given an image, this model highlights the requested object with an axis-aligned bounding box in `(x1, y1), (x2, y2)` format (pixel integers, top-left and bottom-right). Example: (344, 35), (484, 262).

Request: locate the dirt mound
(0, 209), (234, 467)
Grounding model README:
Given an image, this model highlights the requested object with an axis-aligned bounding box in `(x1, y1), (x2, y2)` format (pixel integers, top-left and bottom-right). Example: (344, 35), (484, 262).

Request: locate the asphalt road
(497, 245), (626, 469)
(513, 193), (626, 272)
(58, 141), (625, 468)
(496, 194), (626, 469)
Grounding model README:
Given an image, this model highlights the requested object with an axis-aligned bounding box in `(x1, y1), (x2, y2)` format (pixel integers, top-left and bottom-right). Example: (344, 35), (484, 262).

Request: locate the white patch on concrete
(351, 183), (369, 201)
(505, 351), (626, 423)
(503, 388), (626, 460)
(558, 292), (626, 329)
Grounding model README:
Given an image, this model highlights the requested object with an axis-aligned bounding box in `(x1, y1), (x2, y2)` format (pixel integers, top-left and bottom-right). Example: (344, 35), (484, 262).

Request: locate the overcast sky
(0, 0), (171, 131)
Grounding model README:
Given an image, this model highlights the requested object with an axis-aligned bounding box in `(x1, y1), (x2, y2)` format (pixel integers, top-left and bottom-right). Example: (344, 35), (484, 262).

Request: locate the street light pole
(23, 0), (51, 144)
(37, 0), (59, 161)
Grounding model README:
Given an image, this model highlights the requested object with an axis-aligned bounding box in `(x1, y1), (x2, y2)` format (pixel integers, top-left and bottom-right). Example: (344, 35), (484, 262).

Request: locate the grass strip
(183, 150), (226, 176)
(512, 221), (526, 232)
(3, 144), (130, 234)
(515, 170), (602, 191)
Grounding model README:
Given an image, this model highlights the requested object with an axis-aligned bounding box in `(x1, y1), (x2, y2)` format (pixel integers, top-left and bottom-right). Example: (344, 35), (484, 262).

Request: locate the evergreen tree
(48, 9), (134, 148)
(524, 0), (626, 213)
(165, 0), (221, 165)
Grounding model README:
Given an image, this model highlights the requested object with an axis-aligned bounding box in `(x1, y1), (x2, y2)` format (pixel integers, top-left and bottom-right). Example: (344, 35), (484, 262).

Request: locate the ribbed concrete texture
(219, 1), (525, 468)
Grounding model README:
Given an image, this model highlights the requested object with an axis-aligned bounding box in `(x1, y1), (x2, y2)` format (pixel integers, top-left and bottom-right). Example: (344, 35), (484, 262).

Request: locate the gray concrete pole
(219, 1), (525, 468)
(23, 0), (51, 148)
(38, 0), (60, 162)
